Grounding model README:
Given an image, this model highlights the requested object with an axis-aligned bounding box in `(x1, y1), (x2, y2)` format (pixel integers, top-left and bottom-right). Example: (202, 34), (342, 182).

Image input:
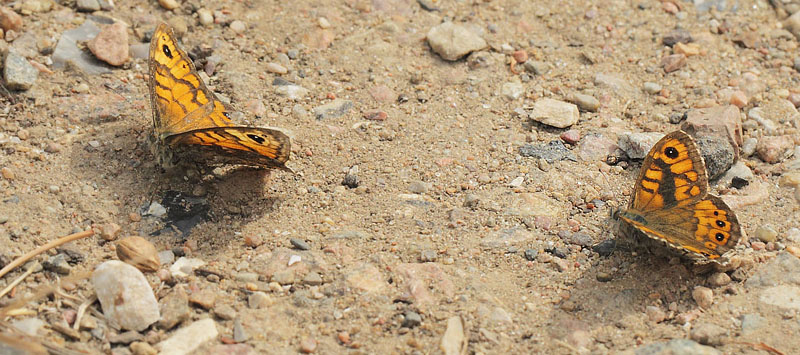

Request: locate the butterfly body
(618, 131), (741, 262)
(148, 23), (291, 170)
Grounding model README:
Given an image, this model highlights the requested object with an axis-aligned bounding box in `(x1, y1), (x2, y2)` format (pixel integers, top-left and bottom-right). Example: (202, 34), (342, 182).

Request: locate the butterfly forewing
(629, 131), (708, 213)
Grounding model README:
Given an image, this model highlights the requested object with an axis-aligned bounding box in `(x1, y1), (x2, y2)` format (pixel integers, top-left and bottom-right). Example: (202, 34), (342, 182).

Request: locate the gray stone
(716, 161), (753, 188)
(3, 50), (38, 90)
(43, 254), (72, 275)
(290, 238), (310, 250)
(52, 20), (112, 75)
(274, 84), (308, 100)
(158, 286), (190, 330)
(402, 311), (422, 328)
(523, 60), (550, 75)
(634, 339), (721, 355)
(742, 137), (757, 157)
(527, 98), (579, 128)
(501, 82), (524, 100)
(759, 285), (800, 311)
(618, 132), (664, 160)
(92, 261), (160, 331)
(643, 82), (662, 94)
(739, 314), (765, 335)
(519, 140), (576, 163)
(745, 252), (800, 288)
(694, 134), (735, 180)
(689, 323), (726, 346)
(426, 22), (487, 61)
(11, 318), (45, 336)
(76, 0), (100, 12)
(232, 317), (249, 342)
(570, 93), (600, 112)
(313, 99), (353, 120)
(593, 73), (635, 96)
(156, 318), (218, 355)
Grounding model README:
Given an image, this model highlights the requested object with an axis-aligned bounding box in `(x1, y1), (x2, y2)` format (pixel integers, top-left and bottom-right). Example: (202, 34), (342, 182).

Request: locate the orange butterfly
(618, 131), (742, 262)
(148, 23), (291, 170)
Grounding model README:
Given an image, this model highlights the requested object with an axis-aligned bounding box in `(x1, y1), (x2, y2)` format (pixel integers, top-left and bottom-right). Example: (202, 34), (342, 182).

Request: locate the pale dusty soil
(1, 0), (800, 354)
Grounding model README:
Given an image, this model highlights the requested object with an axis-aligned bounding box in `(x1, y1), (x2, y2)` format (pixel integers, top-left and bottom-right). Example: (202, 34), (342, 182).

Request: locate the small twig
(0, 229), (94, 280)
(72, 294), (97, 331)
(0, 263), (37, 298)
(731, 341), (784, 355)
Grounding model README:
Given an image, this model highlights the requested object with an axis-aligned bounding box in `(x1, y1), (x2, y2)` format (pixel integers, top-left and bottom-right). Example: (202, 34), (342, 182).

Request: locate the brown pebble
(692, 286), (713, 309)
(1, 167), (14, 180)
(512, 50), (528, 63)
(364, 110), (388, 121)
(99, 223), (122, 241)
(244, 235), (264, 247)
(751, 241), (766, 251)
(0, 7), (23, 32)
(729, 90), (748, 107)
(645, 305), (666, 323)
(44, 142), (63, 153)
(661, 53), (686, 73)
(189, 289), (217, 309)
(560, 130), (580, 144)
(786, 245), (800, 258)
(707, 272), (731, 287)
(299, 338), (317, 353)
(788, 93), (800, 108)
(337, 331), (351, 344)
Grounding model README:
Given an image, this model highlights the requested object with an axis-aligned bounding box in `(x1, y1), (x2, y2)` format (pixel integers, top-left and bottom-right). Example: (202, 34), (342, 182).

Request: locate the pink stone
(0, 7), (22, 32)
(87, 22), (129, 66)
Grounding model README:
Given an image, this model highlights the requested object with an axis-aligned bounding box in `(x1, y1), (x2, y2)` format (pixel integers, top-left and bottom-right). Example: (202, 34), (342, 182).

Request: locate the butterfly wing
(628, 131), (708, 213)
(147, 23), (291, 170)
(149, 23), (235, 135)
(165, 126), (292, 170)
(620, 195), (741, 260)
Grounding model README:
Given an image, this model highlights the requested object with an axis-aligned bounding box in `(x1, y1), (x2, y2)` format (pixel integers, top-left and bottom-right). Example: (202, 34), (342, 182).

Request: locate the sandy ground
(1, 0), (800, 353)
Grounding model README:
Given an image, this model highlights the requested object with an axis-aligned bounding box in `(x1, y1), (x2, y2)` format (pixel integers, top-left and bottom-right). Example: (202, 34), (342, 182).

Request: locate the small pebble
(299, 338), (317, 353)
(596, 272), (613, 282)
(1, 167), (14, 180)
(754, 225), (778, 243)
(643, 82), (662, 94)
(229, 20), (246, 33)
(707, 272), (731, 287)
(560, 130), (580, 144)
(570, 93), (599, 112)
(265, 62), (288, 74)
(402, 311), (422, 328)
(158, 0), (179, 10)
(197, 8), (213, 26)
(692, 286), (713, 309)
(290, 238), (310, 250)
(645, 306), (666, 323)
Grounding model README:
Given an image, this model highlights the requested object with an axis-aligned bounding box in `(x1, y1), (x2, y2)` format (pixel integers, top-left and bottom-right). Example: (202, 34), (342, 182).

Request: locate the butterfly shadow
(143, 166), (290, 246)
(554, 236), (718, 335)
